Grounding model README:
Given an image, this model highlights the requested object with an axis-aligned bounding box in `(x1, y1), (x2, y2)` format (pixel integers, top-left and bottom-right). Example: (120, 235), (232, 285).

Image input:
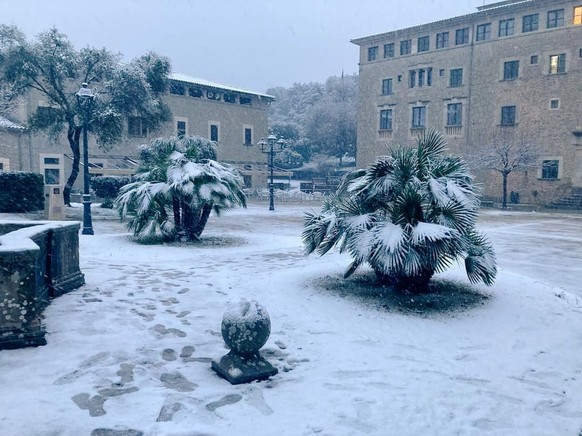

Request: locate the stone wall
(0, 221), (84, 349)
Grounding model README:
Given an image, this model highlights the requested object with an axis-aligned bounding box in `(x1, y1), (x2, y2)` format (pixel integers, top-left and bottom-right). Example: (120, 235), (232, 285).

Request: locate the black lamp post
(76, 83), (95, 235)
(257, 134), (286, 211)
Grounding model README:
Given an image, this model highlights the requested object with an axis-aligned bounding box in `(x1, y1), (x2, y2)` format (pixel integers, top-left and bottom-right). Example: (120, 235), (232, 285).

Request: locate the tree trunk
(191, 203), (213, 239)
(172, 195), (182, 234)
(63, 125), (82, 206)
(502, 172), (508, 209)
(375, 268), (434, 294)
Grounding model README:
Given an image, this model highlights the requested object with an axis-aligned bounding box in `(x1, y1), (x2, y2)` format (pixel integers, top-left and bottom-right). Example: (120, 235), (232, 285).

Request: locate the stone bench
(0, 221), (85, 349)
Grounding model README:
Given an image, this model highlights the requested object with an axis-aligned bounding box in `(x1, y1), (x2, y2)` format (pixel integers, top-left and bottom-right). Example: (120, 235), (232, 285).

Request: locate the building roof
(0, 115), (26, 131)
(169, 73), (275, 100)
(351, 0), (541, 44)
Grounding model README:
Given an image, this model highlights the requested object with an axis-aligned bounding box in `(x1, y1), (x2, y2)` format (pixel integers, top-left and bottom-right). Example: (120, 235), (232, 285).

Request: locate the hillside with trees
(266, 73), (357, 171)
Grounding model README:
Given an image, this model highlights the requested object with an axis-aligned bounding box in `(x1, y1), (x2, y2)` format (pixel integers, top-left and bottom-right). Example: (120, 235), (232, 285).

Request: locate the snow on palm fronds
(115, 135), (246, 242)
(302, 129), (497, 292)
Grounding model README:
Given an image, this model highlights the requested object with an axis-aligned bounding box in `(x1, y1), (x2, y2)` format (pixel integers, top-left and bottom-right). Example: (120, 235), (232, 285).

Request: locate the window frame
(367, 46), (378, 61)
(500, 105), (517, 125)
(411, 106), (426, 129)
(436, 32), (449, 49)
(379, 109), (393, 131)
(455, 27), (469, 45)
(417, 35), (430, 52)
(400, 39), (412, 55)
(547, 9), (565, 28)
(549, 53), (566, 74)
(476, 23), (491, 41)
(522, 13), (539, 32)
(446, 103), (463, 127)
(383, 43), (395, 58)
(575, 6), (582, 25)
(499, 18), (515, 37)
(503, 60), (520, 80)
(540, 159), (560, 180)
(127, 115), (148, 137)
(175, 117), (188, 138)
(381, 78), (393, 95)
(209, 122), (220, 142)
(449, 68), (463, 87)
(243, 125), (253, 146)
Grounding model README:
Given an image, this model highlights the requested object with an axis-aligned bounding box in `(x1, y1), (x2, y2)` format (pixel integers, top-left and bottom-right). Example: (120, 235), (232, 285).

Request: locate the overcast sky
(0, 0), (487, 93)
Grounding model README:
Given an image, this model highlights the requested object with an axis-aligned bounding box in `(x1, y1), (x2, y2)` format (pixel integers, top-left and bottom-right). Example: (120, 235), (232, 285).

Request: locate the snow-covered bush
(115, 136), (246, 242)
(302, 130), (496, 293)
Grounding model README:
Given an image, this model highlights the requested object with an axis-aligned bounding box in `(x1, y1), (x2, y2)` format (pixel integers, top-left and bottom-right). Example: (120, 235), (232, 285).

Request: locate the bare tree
(469, 128), (539, 209)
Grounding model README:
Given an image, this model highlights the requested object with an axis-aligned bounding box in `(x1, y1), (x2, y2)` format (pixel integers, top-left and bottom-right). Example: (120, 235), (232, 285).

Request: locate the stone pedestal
(211, 300), (278, 385)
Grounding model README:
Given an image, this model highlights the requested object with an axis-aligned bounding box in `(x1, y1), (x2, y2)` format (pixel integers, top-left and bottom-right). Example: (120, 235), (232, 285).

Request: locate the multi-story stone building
(0, 74), (274, 190)
(352, 0), (582, 205)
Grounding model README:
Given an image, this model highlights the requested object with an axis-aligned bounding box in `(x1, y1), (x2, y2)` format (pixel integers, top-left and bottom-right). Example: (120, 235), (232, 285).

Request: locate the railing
(378, 129), (393, 139)
(445, 125), (463, 136)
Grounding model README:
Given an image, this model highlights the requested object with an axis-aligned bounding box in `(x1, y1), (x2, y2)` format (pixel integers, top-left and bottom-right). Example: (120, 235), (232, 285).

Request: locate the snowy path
(1, 204), (581, 435)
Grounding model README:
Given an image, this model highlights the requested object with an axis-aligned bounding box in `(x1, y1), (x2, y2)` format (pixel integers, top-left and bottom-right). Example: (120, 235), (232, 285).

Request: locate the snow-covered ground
(1, 203), (581, 436)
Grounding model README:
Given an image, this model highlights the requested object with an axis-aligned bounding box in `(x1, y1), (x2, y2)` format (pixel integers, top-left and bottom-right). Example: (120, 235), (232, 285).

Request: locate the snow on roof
(0, 115), (26, 131)
(169, 73), (275, 100)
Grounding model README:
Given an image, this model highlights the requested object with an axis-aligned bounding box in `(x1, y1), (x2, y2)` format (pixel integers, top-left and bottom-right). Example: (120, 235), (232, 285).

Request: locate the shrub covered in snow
(302, 129), (496, 293)
(115, 136), (246, 242)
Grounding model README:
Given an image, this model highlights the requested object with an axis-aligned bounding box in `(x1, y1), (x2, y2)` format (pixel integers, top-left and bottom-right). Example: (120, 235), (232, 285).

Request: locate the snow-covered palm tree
(303, 130), (496, 293)
(115, 136), (246, 242)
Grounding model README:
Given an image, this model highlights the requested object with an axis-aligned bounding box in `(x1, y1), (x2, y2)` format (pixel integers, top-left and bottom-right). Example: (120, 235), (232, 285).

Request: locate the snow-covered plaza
(1, 202), (581, 435)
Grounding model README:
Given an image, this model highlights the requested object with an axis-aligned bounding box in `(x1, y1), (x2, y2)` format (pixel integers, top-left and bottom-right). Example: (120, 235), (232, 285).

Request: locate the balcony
(445, 125), (463, 136)
(378, 129), (393, 139)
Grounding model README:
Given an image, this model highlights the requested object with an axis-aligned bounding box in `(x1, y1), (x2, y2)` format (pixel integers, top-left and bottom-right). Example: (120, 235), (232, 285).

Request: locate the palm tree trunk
(375, 268), (434, 293)
(63, 125), (82, 206)
(502, 172), (508, 209)
(192, 203), (213, 239)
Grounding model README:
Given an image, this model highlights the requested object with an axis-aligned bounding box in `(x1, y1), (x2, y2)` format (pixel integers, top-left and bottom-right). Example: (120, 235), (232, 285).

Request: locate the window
(522, 13), (539, 32)
(436, 32), (449, 49)
(580, 48), (582, 58)
(239, 96), (252, 105)
(400, 39), (412, 55)
(501, 105), (516, 125)
(210, 123), (219, 142)
(368, 46), (378, 61)
(40, 154), (63, 185)
(541, 160), (559, 179)
(380, 109), (393, 130)
(412, 106), (426, 128)
(408, 68), (432, 88)
(503, 60), (519, 80)
(384, 43), (395, 58)
(244, 127), (253, 145)
(127, 116), (148, 137)
(409, 70), (416, 88)
(188, 87), (203, 98)
(418, 36), (430, 52)
(549, 53), (566, 74)
(547, 9), (564, 28)
(549, 98), (560, 109)
(449, 68), (463, 87)
(382, 78), (393, 95)
(499, 18), (515, 36)
(176, 120), (187, 138)
(531, 55), (538, 64)
(575, 6), (582, 25)
(169, 82), (185, 95)
(439, 69), (445, 77)
(447, 103), (462, 126)
(476, 23), (491, 41)
(224, 93), (236, 103)
(455, 28), (469, 45)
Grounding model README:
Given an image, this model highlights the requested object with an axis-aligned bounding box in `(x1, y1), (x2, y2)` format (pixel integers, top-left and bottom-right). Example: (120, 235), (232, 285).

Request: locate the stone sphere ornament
(211, 300), (278, 385)
(221, 300), (271, 355)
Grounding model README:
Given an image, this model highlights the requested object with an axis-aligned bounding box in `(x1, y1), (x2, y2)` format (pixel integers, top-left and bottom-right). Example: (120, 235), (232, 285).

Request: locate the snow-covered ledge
(0, 221), (85, 350)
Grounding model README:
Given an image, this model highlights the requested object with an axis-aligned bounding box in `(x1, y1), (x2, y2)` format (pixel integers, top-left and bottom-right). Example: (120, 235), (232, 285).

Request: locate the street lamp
(76, 83), (95, 235)
(257, 134), (286, 211)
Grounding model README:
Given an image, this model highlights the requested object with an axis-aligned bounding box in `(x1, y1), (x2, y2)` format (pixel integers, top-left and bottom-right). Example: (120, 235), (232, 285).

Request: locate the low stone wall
(0, 221), (85, 350)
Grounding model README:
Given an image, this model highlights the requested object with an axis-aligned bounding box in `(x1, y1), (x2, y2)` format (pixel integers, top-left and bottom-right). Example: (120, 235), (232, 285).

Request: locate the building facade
(352, 0), (582, 205)
(0, 74), (274, 191)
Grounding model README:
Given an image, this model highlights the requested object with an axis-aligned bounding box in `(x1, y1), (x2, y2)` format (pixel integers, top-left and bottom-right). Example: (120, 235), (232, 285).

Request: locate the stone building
(351, 0), (582, 206)
(0, 74), (274, 190)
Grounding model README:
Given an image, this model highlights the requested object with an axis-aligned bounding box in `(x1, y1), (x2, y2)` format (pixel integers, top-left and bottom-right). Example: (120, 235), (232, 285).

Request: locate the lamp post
(257, 134), (286, 211)
(76, 83), (95, 235)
